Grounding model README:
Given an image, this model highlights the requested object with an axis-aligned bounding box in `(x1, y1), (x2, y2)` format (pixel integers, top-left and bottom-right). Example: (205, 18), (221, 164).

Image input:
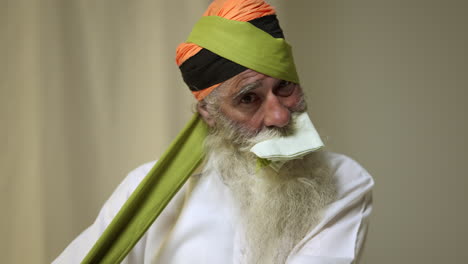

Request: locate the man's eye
(240, 93), (259, 104)
(279, 80), (291, 87)
(276, 80), (295, 97)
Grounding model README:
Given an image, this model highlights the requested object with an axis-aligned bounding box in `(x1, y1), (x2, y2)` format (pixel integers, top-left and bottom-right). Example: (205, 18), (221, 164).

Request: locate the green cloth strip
(187, 16), (300, 84)
(82, 113), (208, 264)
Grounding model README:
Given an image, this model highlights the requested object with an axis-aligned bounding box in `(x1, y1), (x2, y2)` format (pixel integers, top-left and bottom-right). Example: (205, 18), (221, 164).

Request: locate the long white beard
(203, 114), (337, 264)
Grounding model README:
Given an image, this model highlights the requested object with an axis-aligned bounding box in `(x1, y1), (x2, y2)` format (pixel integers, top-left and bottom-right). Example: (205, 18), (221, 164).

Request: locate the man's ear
(197, 101), (215, 127)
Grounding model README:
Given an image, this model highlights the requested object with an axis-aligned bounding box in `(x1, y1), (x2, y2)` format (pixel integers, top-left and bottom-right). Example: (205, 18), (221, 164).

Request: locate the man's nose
(263, 95), (291, 128)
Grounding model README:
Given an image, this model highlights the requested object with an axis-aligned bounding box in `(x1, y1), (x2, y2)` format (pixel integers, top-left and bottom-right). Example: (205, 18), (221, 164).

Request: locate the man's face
(204, 69), (305, 133)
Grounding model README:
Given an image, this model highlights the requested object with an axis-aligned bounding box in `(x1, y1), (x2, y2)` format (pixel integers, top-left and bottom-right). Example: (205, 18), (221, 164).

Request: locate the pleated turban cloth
(176, 0), (300, 100)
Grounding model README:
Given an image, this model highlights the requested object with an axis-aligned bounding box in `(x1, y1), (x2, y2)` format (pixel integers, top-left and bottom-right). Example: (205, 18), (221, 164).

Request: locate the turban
(176, 0), (299, 100)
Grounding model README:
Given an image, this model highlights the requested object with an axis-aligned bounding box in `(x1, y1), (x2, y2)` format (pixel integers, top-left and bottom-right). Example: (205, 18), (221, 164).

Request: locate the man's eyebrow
(233, 81), (261, 100)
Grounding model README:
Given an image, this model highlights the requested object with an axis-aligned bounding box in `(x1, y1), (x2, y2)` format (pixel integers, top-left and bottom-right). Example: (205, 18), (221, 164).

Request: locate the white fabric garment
(53, 152), (374, 264)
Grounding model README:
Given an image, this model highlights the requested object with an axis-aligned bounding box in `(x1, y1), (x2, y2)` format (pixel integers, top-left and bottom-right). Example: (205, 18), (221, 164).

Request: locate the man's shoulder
(118, 160), (157, 189)
(127, 161), (157, 181)
(101, 160), (158, 211)
(323, 151), (374, 197)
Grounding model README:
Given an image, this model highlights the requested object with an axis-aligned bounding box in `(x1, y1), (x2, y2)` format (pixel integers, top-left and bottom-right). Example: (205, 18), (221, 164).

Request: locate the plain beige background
(2, 0), (467, 263)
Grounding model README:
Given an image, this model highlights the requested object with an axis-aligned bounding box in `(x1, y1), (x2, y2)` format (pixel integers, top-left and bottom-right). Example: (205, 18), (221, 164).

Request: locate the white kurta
(53, 152), (374, 264)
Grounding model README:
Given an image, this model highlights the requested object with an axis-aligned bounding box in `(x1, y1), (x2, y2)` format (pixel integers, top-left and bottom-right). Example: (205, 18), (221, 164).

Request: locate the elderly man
(54, 0), (373, 263)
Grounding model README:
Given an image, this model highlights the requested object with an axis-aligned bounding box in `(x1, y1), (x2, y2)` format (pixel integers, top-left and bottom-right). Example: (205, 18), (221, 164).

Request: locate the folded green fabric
(82, 113), (208, 264)
(187, 16), (299, 84)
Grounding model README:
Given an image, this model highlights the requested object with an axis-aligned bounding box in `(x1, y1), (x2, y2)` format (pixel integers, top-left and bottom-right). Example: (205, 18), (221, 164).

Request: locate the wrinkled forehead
(218, 69), (269, 96)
